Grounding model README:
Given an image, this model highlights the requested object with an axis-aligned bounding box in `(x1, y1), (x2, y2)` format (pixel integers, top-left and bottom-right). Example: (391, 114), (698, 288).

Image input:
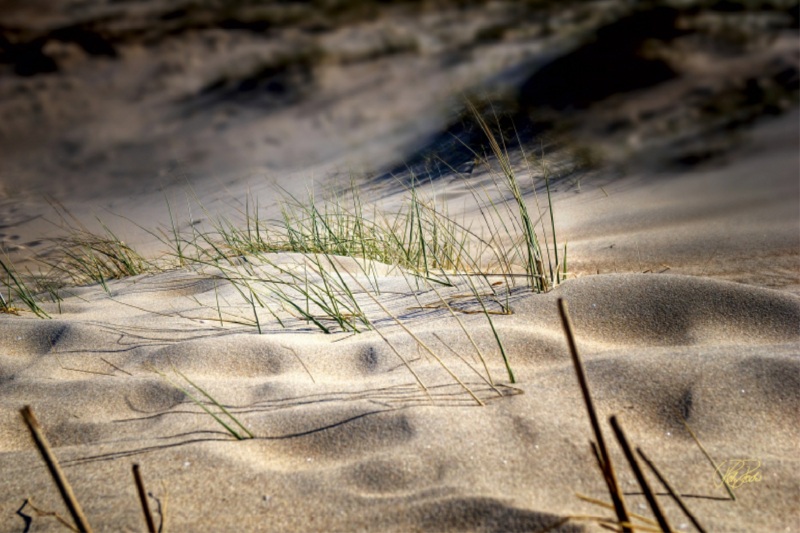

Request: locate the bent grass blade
(146, 363), (250, 440)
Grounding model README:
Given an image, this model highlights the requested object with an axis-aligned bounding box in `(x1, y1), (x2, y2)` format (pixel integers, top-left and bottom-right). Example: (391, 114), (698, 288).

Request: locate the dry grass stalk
(100, 357), (133, 376)
(366, 288), (483, 405)
(145, 363), (251, 440)
(49, 338), (115, 377)
(349, 308), (432, 402)
(425, 281), (496, 387)
(173, 363), (255, 438)
(432, 333), (502, 397)
(531, 516), (570, 533)
(21, 498), (80, 532)
(282, 345), (316, 383)
(558, 298), (631, 533)
(575, 493), (662, 528)
(677, 412), (736, 501)
(636, 448), (708, 533)
(599, 523), (670, 533)
(19, 406), (93, 533)
(55, 353), (115, 377)
(609, 415), (673, 533)
(132, 464), (156, 533)
(336, 259), (483, 405)
(589, 441), (636, 533)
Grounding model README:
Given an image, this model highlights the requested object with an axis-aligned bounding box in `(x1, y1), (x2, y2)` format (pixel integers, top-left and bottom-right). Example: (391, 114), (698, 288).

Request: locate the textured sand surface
(0, 264), (798, 532)
(0, 117), (798, 533)
(1, 125), (799, 530)
(1, 2), (799, 532)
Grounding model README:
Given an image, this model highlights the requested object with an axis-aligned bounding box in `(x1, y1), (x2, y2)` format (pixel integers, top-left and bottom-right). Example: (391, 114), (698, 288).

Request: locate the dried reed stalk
(558, 299), (631, 533)
(132, 464), (156, 533)
(19, 406), (92, 533)
(609, 415), (672, 533)
(677, 412), (736, 501)
(636, 448), (707, 533)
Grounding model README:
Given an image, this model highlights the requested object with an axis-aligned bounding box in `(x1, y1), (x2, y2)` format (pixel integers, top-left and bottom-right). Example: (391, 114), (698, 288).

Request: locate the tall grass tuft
(5, 105), (568, 387)
(0, 251), (50, 318)
(38, 198), (153, 290)
(465, 101), (558, 291)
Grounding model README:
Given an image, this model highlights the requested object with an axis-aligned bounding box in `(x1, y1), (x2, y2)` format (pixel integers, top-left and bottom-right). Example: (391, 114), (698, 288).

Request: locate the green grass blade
(147, 364), (243, 440)
(171, 365), (255, 438)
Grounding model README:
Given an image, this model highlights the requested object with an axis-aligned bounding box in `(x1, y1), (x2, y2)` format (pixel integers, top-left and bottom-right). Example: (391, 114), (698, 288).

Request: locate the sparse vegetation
(0, 113), (568, 388)
(147, 362), (254, 440)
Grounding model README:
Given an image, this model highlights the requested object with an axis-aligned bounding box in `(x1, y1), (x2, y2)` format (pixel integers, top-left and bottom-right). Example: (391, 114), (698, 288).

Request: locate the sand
(0, 110), (798, 532)
(1, 3), (799, 532)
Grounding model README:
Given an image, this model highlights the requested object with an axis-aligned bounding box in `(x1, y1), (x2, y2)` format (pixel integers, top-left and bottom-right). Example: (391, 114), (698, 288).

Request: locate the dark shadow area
(49, 26), (117, 57)
(371, 103), (552, 199)
(0, 0), (797, 206)
(184, 58), (317, 113)
(374, 1), (798, 188)
(376, 6), (690, 189)
(0, 32), (56, 76)
(0, 24), (116, 76)
(518, 7), (685, 112)
(392, 496), (586, 533)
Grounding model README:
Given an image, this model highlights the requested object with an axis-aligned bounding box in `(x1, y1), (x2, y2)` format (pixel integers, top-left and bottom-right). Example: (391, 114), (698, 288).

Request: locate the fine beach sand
(1, 1), (799, 530)
(0, 109), (798, 533)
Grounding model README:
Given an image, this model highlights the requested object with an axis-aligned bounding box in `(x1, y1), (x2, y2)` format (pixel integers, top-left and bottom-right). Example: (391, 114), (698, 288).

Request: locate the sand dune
(0, 260), (797, 532)
(0, 123), (797, 531)
(1, 2), (798, 531)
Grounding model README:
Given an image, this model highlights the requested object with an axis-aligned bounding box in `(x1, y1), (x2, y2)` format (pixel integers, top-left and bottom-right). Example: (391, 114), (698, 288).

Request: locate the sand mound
(0, 268), (797, 532)
(515, 273), (800, 347)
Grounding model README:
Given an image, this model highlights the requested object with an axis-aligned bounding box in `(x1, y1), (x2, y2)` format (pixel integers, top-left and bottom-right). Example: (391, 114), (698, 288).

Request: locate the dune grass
(0, 114), (565, 389)
(0, 251), (50, 318)
(38, 198), (154, 291)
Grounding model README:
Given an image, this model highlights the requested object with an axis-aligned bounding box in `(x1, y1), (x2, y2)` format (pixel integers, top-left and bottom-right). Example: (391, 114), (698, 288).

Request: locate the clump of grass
(0, 251), (50, 318)
(196, 178), (481, 279)
(6, 105), (567, 390)
(0, 198), (156, 315)
(142, 177), (483, 334)
(38, 199), (153, 291)
(469, 103), (550, 292)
